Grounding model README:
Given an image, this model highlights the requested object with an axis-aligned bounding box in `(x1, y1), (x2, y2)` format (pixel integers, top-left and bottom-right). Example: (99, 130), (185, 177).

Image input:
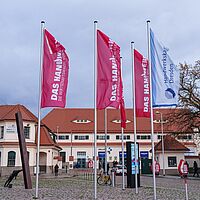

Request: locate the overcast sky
(0, 0), (200, 117)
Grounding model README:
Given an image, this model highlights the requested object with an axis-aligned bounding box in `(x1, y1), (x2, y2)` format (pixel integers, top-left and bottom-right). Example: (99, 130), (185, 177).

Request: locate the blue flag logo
(150, 29), (180, 107)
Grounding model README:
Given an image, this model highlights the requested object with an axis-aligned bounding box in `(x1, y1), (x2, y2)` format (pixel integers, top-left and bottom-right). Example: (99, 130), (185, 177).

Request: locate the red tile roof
(0, 104), (37, 122)
(42, 108), (179, 134)
(0, 104), (61, 150)
(36, 125), (62, 150)
(154, 134), (190, 152)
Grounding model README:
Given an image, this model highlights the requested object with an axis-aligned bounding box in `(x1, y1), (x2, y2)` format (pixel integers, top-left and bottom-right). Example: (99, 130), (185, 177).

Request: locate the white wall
(2, 147), (36, 167)
(157, 152), (185, 170)
(0, 121), (36, 143)
(59, 143), (153, 163)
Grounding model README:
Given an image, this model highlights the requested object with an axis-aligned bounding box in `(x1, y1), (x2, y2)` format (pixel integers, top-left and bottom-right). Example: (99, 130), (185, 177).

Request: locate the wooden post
(15, 111), (32, 189)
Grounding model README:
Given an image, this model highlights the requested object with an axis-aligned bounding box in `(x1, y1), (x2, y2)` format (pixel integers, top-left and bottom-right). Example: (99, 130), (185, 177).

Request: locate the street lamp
(156, 111), (165, 176)
(56, 126), (59, 142)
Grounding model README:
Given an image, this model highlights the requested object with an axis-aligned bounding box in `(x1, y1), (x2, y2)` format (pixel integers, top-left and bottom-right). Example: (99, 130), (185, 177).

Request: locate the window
(77, 152), (86, 157)
(24, 126), (30, 139)
(141, 135), (151, 140)
(116, 135), (131, 140)
(157, 135), (162, 140)
(74, 135), (89, 140)
(97, 135), (110, 140)
(0, 126), (4, 139)
(72, 119), (91, 124)
(7, 151), (16, 167)
(177, 135), (193, 140)
(168, 156), (177, 167)
(112, 119), (131, 124)
(58, 135), (69, 140)
(137, 135), (151, 140)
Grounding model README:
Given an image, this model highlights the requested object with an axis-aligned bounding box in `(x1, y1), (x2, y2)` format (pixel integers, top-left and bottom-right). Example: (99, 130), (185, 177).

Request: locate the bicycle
(97, 171), (112, 185)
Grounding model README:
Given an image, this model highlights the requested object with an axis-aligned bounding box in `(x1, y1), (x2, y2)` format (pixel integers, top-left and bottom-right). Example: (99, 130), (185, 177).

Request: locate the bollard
(112, 171), (115, 187)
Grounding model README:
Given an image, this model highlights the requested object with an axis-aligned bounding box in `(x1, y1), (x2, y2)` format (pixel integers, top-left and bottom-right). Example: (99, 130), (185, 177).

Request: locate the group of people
(54, 160), (200, 177)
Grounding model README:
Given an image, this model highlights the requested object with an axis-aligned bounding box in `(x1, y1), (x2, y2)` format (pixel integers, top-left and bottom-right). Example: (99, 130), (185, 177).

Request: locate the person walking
(193, 161), (199, 177)
(54, 164), (59, 176)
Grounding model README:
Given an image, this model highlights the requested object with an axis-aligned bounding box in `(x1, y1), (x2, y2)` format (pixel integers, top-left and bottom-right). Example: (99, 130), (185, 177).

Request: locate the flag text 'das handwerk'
(41, 29), (69, 108)
(134, 50), (150, 118)
(96, 30), (126, 128)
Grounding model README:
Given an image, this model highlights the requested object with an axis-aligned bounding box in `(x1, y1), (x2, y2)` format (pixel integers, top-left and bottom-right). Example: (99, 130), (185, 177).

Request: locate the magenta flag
(41, 29), (69, 108)
(134, 50), (150, 118)
(120, 98), (126, 129)
(97, 30), (122, 110)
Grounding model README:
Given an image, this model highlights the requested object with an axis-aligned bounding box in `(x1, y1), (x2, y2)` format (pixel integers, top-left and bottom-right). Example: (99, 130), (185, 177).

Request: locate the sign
(150, 161), (160, 175)
(69, 156), (74, 161)
(88, 160), (93, 168)
(6, 124), (16, 133)
(126, 142), (140, 188)
(131, 143), (139, 175)
(155, 162), (160, 174)
(119, 151), (127, 158)
(140, 151), (149, 159)
(178, 159), (188, 176)
(98, 152), (105, 158)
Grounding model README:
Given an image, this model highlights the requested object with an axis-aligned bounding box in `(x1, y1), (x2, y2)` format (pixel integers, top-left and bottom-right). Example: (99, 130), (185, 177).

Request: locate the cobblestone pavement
(0, 174), (199, 200)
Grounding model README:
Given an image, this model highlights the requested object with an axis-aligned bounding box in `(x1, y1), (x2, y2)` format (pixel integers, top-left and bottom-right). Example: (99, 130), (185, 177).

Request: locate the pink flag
(41, 29), (69, 108)
(97, 30), (122, 110)
(134, 50), (150, 118)
(120, 98), (126, 129)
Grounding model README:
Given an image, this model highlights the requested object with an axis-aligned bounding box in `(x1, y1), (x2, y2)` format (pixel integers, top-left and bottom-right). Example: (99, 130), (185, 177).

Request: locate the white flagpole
(147, 20), (157, 200)
(105, 108), (108, 174)
(121, 126), (125, 190)
(35, 21), (45, 199)
(94, 20), (98, 199)
(131, 42), (138, 194)
(120, 57), (125, 190)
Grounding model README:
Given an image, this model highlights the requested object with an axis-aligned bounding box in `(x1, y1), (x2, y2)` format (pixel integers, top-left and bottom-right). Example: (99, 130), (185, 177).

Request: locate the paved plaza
(0, 173), (199, 200)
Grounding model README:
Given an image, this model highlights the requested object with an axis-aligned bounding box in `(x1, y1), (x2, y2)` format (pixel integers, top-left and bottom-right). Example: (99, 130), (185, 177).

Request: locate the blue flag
(150, 29), (180, 107)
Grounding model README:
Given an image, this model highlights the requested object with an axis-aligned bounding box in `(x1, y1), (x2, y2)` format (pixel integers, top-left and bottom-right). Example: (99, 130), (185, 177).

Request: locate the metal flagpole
(131, 42), (138, 194)
(121, 126), (125, 190)
(94, 20), (98, 200)
(160, 112), (165, 176)
(35, 21), (45, 199)
(120, 57), (125, 190)
(147, 20), (157, 200)
(105, 108), (108, 174)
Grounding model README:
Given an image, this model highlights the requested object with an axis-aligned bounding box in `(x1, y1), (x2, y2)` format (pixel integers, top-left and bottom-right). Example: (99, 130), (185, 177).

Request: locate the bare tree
(167, 61), (200, 134)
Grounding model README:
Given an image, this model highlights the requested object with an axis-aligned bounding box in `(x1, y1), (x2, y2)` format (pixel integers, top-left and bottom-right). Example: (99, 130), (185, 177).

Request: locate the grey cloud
(0, 0), (200, 115)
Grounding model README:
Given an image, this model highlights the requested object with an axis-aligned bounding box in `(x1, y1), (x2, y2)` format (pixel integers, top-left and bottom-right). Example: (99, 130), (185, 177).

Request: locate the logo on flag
(150, 29), (180, 107)
(41, 29), (69, 108)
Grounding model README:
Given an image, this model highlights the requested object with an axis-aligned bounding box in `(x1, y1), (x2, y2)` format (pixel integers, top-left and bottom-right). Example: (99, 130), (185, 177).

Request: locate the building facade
(0, 105), (61, 176)
(42, 108), (198, 174)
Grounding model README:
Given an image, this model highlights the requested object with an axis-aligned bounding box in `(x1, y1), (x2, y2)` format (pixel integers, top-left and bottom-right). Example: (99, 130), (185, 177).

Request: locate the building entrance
(77, 152), (86, 168)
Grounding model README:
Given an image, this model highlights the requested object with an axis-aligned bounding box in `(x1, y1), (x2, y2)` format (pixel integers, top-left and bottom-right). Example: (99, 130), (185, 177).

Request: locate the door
(141, 158), (152, 174)
(98, 152), (105, 169)
(77, 152), (86, 168)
